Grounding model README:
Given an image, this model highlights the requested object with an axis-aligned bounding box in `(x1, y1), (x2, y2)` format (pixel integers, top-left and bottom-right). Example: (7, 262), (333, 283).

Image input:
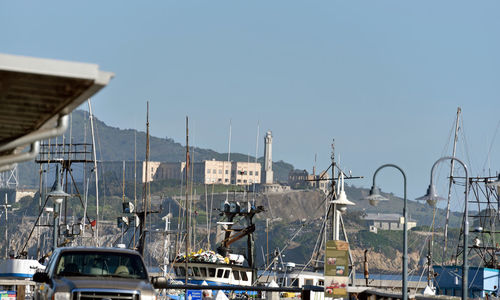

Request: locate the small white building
(363, 213), (417, 231)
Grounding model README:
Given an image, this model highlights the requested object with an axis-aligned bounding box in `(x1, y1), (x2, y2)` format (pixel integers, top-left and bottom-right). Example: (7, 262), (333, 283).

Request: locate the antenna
(253, 121), (260, 203)
(227, 119), (232, 162)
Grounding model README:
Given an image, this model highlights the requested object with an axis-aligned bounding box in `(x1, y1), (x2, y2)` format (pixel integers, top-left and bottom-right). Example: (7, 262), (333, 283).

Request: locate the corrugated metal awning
(0, 53), (113, 167)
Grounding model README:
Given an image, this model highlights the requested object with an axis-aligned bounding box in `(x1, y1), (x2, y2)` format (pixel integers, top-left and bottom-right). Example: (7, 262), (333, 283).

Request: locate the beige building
(363, 213), (417, 232)
(231, 161), (261, 185)
(103, 160), (261, 186)
(100, 161), (163, 183)
(288, 169), (331, 194)
(153, 160), (261, 186)
(194, 160), (233, 184)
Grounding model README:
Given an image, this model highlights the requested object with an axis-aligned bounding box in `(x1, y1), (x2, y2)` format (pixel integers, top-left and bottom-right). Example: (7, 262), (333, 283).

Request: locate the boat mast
(88, 99), (99, 246)
(138, 102), (150, 256)
(133, 129), (137, 247)
(442, 107), (461, 262)
(3, 194), (10, 258)
(185, 116), (190, 288)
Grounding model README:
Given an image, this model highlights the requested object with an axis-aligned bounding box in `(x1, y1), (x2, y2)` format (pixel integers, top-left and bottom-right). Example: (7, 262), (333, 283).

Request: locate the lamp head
(330, 190), (355, 213)
(363, 186), (388, 207)
(47, 165), (70, 202)
(416, 184), (445, 207)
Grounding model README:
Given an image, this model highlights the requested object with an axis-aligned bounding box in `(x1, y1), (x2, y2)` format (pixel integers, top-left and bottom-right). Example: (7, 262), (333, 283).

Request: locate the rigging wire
(411, 235), (431, 294)
(482, 118), (500, 175)
(459, 116), (475, 176)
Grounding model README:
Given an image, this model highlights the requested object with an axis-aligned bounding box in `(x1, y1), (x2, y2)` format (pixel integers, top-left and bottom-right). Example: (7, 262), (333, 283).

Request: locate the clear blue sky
(2, 1), (499, 211)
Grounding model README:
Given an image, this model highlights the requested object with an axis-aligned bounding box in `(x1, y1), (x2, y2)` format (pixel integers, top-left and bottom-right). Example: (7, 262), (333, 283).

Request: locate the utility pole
(3, 194), (11, 258)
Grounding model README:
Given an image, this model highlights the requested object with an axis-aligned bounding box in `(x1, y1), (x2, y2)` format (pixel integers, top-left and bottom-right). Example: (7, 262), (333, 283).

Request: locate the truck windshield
(55, 251), (148, 279)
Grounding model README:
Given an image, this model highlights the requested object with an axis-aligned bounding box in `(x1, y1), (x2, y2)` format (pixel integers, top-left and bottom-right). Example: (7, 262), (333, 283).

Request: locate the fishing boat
(275, 263), (324, 288)
(0, 258), (44, 279)
(172, 199), (264, 288)
(172, 250), (253, 286)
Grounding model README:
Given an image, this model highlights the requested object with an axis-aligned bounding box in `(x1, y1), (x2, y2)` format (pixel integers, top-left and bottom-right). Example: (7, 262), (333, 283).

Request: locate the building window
(219, 169), (222, 174)
(225, 179), (229, 183)
(207, 169), (211, 174)
(249, 171), (253, 175)
(237, 179), (241, 183)
(255, 171), (259, 176)
(225, 170), (228, 174)
(213, 169), (216, 174)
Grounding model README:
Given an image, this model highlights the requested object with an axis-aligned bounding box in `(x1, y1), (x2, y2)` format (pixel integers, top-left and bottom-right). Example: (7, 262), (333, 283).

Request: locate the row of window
(173, 266), (249, 281)
(206, 169), (259, 176)
(207, 169), (229, 174)
(207, 169), (259, 176)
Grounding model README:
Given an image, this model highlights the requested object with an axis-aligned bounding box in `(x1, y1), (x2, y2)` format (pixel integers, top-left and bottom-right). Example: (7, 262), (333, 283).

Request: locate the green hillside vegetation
(17, 110), (293, 187)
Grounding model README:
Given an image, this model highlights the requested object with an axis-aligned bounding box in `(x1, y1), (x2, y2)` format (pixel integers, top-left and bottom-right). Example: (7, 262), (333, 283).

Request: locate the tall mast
(137, 102), (150, 256)
(227, 119), (232, 162)
(122, 160), (126, 203)
(88, 99), (99, 246)
(133, 129), (137, 247)
(4, 194), (9, 258)
(442, 107), (461, 261)
(184, 116), (190, 288)
(143, 102), (150, 255)
(330, 140), (337, 240)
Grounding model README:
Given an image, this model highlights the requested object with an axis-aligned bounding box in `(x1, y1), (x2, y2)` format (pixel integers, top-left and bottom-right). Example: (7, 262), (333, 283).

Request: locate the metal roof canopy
(0, 53), (113, 167)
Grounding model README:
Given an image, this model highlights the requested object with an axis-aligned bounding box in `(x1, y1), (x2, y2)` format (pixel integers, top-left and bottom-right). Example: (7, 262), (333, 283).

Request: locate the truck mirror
(32, 272), (50, 284)
(151, 276), (167, 289)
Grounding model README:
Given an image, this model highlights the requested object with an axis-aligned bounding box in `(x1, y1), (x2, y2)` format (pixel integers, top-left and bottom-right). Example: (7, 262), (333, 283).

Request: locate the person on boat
(202, 290), (213, 300)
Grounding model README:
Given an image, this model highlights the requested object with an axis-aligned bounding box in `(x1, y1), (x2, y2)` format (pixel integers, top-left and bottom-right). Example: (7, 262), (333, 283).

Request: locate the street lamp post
(417, 156), (469, 300)
(364, 164), (408, 300)
(48, 165), (70, 251)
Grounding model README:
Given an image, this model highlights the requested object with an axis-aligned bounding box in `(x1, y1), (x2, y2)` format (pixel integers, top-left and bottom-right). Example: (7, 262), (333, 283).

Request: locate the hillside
(17, 110), (293, 187)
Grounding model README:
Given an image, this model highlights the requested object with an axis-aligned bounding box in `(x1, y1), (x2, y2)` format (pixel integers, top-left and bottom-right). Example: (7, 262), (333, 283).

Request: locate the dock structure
(0, 279), (37, 300)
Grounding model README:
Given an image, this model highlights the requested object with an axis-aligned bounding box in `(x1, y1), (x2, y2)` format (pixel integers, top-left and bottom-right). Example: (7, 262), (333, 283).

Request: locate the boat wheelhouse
(172, 261), (253, 286)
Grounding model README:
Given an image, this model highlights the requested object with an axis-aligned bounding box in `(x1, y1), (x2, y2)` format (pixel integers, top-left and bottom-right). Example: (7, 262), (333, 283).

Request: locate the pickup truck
(32, 247), (165, 300)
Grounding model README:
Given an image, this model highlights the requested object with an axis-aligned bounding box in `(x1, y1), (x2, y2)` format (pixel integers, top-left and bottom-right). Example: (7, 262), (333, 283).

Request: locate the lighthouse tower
(263, 131), (273, 184)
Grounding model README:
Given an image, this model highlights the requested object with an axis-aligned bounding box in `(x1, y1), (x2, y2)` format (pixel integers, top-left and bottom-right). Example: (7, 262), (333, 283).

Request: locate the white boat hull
(0, 259), (44, 279)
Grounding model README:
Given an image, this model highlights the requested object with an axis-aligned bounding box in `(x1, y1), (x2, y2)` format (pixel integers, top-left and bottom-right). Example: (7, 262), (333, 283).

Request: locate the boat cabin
(173, 263), (252, 286)
(277, 270), (324, 287)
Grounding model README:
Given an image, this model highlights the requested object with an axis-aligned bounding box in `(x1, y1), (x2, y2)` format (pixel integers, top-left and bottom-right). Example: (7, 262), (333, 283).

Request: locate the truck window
(55, 251), (147, 279)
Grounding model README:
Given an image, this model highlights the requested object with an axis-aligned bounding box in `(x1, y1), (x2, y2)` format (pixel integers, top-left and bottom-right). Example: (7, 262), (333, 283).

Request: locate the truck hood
(54, 277), (154, 292)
